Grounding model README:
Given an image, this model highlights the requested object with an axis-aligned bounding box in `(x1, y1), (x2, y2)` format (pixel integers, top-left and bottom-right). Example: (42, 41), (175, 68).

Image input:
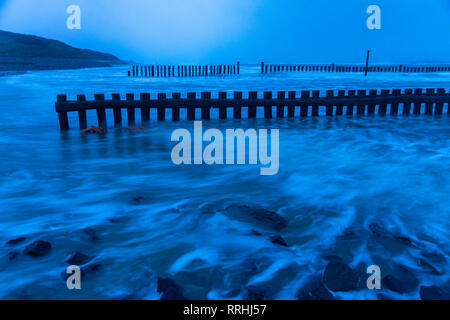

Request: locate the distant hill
(0, 30), (124, 71)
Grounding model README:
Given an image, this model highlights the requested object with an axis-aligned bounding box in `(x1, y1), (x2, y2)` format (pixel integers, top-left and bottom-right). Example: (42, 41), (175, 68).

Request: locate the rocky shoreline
(3, 204), (449, 300)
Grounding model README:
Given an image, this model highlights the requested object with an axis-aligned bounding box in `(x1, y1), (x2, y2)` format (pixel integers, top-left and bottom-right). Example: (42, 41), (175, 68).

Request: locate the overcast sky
(0, 0), (449, 64)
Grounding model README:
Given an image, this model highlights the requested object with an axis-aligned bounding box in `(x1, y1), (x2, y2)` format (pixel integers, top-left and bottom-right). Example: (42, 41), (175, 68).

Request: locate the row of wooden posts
(129, 62), (240, 77)
(55, 88), (449, 130)
(260, 62), (450, 74)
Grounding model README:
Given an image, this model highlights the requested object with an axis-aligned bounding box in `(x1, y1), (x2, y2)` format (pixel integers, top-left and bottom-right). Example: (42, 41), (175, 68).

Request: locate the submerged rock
(23, 240), (52, 257)
(422, 251), (446, 264)
(296, 278), (335, 300)
(323, 261), (358, 292)
(420, 285), (450, 300)
(82, 126), (104, 134)
(382, 265), (419, 294)
(66, 252), (92, 266)
(369, 223), (389, 237)
(6, 237), (26, 246)
(81, 227), (100, 241)
(369, 222), (421, 249)
(157, 277), (186, 300)
(418, 258), (441, 275)
(223, 205), (287, 230)
(133, 196), (145, 203)
(269, 234), (288, 247)
(245, 285), (269, 300)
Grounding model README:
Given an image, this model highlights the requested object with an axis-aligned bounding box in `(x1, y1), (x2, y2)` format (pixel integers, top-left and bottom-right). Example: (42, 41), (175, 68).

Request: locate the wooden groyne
(55, 88), (449, 130)
(260, 62), (450, 74)
(128, 62), (240, 77)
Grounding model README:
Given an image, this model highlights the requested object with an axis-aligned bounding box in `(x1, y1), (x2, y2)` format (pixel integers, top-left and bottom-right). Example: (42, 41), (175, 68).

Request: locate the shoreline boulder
(23, 240), (52, 257)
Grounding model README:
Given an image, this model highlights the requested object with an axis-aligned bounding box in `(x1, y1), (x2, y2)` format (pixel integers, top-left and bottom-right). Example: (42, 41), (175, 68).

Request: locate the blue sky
(0, 0), (449, 64)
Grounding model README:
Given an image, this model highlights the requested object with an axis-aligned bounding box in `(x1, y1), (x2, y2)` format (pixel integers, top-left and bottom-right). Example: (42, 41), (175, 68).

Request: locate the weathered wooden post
(201, 92), (211, 120)
(172, 93), (181, 121)
(140, 93), (150, 123)
(312, 91), (320, 116)
(128, 70), (131, 77)
(288, 91), (296, 117)
(336, 90), (345, 115)
(77, 94), (87, 129)
(248, 91), (257, 118)
(356, 90), (366, 115)
(126, 93), (135, 126)
(132, 65), (136, 77)
(435, 88), (445, 115)
(263, 91), (272, 118)
(276, 91), (285, 118)
(94, 94), (107, 130)
(402, 89), (413, 115)
(379, 90), (389, 115)
(157, 93), (166, 120)
(367, 90), (377, 115)
(413, 89), (423, 115)
(56, 95), (69, 130)
(218, 92), (227, 119)
(300, 91), (310, 117)
(112, 93), (122, 127)
(365, 51), (370, 77)
(261, 62), (265, 74)
(390, 89), (401, 115)
(237, 61), (240, 75)
(325, 91), (334, 116)
(425, 88), (435, 115)
(346, 90), (355, 116)
(233, 92), (242, 119)
(187, 92), (196, 120)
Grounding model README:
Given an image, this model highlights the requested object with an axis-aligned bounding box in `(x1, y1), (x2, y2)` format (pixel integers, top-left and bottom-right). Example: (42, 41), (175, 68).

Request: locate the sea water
(0, 65), (449, 299)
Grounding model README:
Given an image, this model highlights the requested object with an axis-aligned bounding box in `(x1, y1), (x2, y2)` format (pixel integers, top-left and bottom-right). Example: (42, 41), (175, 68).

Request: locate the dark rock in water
(269, 234), (288, 247)
(323, 261), (358, 292)
(369, 223), (390, 237)
(420, 285), (450, 300)
(418, 258), (441, 275)
(81, 263), (101, 277)
(66, 252), (92, 266)
(224, 205), (287, 230)
(251, 229), (263, 236)
(157, 277), (186, 300)
(6, 237), (26, 246)
(8, 251), (18, 261)
(369, 222), (422, 249)
(245, 285), (269, 300)
(23, 240), (52, 257)
(81, 227), (99, 241)
(395, 236), (420, 248)
(133, 196), (145, 203)
(382, 266), (419, 294)
(339, 228), (358, 240)
(296, 278), (335, 300)
(82, 126), (104, 134)
(322, 255), (343, 262)
(422, 251), (446, 264)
